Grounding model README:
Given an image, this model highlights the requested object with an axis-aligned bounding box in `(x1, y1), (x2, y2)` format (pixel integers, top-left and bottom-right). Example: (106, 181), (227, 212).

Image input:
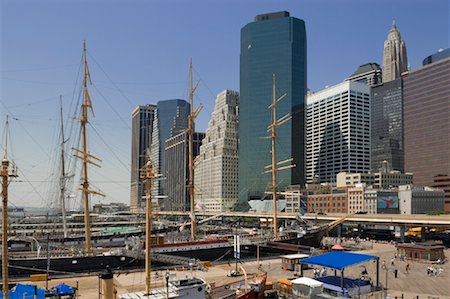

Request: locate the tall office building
(164, 131), (205, 211)
(130, 104), (157, 212)
(306, 81), (371, 183)
(371, 78), (404, 172)
(239, 11), (307, 205)
(346, 63), (382, 86)
(422, 48), (450, 66)
(382, 22), (408, 83)
(195, 90), (239, 212)
(150, 99), (190, 208)
(403, 51), (450, 212)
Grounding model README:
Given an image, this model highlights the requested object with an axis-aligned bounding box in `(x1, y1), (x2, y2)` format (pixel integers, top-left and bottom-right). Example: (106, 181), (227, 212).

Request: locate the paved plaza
(16, 243), (449, 298)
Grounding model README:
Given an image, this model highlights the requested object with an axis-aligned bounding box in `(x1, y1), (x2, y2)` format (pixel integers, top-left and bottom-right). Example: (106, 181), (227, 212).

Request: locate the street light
(165, 272), (170, 299)
(384, 266), (394, 290)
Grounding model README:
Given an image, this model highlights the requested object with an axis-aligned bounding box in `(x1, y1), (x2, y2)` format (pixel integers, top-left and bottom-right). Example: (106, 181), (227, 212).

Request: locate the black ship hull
(6, 255), (144, 277)
(275, 226), (328, 248)
(3, 245), (233, 278)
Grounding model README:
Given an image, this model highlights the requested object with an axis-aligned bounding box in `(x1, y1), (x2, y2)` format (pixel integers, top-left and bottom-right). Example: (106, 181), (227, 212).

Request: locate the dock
(12, 242), (449, 298)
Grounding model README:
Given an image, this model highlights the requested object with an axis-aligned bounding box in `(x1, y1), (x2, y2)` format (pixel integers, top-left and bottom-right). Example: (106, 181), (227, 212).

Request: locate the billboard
(377, 192), (399, 213)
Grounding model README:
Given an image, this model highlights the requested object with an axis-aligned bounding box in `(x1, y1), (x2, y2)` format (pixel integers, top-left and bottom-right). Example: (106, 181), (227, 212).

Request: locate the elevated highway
(154, 211), (450, 227)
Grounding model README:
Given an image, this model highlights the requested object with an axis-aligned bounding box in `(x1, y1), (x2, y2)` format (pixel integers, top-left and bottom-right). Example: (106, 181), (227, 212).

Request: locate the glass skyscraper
(165, 131), (205, 211)
(130, 105), (156, 212)
(239, 11), (306, 205)
(150, 99), (190, 207)
(371, 78), (404, 172)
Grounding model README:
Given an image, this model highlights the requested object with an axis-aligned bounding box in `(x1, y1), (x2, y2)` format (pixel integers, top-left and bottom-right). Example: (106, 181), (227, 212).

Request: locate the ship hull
(276, 226), (328, 248)
(5, 255), (144, 277)
(3, 245), (233, 278)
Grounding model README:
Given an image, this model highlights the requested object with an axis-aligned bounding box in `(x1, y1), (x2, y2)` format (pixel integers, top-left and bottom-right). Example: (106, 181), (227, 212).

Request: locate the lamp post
(384, 266), (393, 291)
(165, 272), (170, 299)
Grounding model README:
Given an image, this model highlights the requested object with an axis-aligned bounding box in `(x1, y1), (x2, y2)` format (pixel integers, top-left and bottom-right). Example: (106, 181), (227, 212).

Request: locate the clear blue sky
(1, 0), (449, 208)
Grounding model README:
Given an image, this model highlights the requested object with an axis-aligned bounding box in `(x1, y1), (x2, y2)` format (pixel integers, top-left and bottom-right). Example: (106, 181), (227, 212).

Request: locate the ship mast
(59, 96), (68, 238)
(265, 75), (294, 240)
(188, 60), (201, 241)
(73, 41), (103, 256)
(1, 115), (18, 299)
(270, 76), (278, 240)
(142, 160), (156, 295)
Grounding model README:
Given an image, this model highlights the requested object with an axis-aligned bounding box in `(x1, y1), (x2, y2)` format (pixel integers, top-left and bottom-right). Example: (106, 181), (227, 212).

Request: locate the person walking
(405, 262), (410, 273)
(391, 258), (395, 266)
(394, 268), (398, 278)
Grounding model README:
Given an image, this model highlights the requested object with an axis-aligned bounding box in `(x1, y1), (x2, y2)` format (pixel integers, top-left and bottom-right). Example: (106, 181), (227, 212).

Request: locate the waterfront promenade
(17, 243), (449, 298)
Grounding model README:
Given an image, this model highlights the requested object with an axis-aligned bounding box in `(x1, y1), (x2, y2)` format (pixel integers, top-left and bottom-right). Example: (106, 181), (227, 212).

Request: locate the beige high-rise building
(382, 21), (408, 82)
(195, 90), (239, 212)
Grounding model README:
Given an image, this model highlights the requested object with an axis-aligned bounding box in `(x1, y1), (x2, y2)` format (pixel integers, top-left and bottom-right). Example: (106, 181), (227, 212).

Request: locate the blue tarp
(53, 283), (75, 295)
(0, 284), (45, 299)
(316, 276), (371, 289)
(300, 251), (378, 270)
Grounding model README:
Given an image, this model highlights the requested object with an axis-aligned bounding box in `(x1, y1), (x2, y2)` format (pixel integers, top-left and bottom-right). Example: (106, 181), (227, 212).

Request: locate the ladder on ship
(152, 253), (201, 268)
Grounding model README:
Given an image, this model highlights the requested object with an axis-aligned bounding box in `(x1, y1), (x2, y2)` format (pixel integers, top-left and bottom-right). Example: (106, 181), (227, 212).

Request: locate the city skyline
(1, 0), (448, 208)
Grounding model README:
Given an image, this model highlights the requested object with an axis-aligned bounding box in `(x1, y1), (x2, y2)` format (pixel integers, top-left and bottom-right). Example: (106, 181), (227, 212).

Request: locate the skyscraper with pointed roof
(382, 21), (408, 82)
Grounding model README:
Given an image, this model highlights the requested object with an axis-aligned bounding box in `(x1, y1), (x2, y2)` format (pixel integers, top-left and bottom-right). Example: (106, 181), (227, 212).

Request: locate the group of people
(381, 255), (410, 274)
(313, 267), (328, 278)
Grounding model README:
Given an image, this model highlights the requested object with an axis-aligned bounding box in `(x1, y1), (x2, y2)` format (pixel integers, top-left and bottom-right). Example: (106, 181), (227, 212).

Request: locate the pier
(13, 242), (450, 298)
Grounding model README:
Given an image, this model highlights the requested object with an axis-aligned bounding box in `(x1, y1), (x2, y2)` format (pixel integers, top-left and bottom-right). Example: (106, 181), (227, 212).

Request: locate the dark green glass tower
(239, 11), (306, 206)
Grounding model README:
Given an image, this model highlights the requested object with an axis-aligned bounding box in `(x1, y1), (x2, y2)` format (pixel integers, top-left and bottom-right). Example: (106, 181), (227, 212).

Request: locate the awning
(291, 277), (323, 288)
(331, 244), (345, 250)
(300, 251), (378, 270)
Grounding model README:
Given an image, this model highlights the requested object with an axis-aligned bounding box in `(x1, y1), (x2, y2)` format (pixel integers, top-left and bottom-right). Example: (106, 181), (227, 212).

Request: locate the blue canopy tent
(300, 251), (379, 295)
(53, 283), (75, 295)
(0, 284), (45, 299)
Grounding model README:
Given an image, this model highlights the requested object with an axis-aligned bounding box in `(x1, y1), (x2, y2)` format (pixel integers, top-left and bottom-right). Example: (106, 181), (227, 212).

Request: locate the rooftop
(255, 11), (289, 21)
(300, 251), (378, 270)
(396, 242), (445, 250)
(349, 63), (381, 78)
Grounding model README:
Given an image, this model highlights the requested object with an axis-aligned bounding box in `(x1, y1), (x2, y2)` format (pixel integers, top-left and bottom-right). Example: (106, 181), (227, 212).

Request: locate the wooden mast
(59, 96), (68, 239)
(73, 41), (103, 256)
(142, 160), (156, 295)
(1, 116), (18, 299)
(188, 60), (201, 241)
(81, 40), (93, 256)
(265, 75), (294, 240)
(1, 158), (8, 299)
(270, 76), (278, 240)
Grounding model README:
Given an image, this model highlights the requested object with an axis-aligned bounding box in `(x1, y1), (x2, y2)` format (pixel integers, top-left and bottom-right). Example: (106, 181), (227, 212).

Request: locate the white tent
(291, 277), (324, 297)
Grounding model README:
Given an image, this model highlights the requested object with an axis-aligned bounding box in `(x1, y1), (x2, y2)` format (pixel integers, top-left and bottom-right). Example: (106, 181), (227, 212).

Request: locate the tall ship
(1, 42), (147, 279)
(1, 50), (341, 282)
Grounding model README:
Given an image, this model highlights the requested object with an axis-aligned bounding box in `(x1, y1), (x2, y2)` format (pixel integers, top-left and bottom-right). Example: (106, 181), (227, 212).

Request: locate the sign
(30, 274), (47, 282)
(233, 235), (240, 259)
(377, 192), (399, 214)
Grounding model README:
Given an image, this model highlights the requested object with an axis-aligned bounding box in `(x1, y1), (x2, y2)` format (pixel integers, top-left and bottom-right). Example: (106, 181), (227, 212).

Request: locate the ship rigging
(72, 41), (105, 256)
